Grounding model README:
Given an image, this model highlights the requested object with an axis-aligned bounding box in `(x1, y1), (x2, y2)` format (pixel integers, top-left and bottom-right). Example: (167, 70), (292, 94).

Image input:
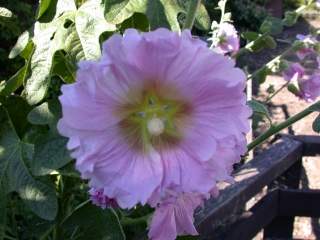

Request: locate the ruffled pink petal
(149, 191), (203, 240)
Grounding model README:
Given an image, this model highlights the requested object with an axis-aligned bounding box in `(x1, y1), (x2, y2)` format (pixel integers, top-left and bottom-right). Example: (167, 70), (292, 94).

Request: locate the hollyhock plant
(282, 63), (305, 82)
(58, 28), (250, 239)
(211, 22), (240, 54)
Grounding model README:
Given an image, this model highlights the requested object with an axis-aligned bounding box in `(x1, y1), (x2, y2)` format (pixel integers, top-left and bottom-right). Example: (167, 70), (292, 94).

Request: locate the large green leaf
(103, 0), (209, 31)
(25, 13), (76, 104)
(0, 107), (58, 220)
(32, 134), (72, 176)
(103, 0), (181, 31)
(27, 100), (61, 126)
(62, 202), (125, 240)
(75, 0), (116, 59)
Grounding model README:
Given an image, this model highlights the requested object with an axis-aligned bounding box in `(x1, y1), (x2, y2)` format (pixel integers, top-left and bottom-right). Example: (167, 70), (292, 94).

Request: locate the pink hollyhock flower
(89, 188), (118, 209)
(58, 28), (250, 209)
(148, 189), (204, 240)
(298, 72), (320, 102)
(282, 63), (305, 82)
(213, 22), (240, 54)
(296, 34), (317, 60)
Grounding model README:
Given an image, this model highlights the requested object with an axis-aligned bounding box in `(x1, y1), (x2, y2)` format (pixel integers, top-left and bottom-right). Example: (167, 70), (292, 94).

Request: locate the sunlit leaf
(0, 107), (57, 220)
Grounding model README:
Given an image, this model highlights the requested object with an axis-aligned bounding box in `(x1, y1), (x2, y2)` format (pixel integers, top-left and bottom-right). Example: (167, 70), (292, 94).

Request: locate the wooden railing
(195, 135), (320, 240)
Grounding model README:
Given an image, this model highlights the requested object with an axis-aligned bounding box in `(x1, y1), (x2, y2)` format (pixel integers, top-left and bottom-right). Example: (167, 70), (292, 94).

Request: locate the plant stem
(120, 214), (152, 226)
(266, 81), (290, 103)
(183, 0), (201, 30)
(247, 100), (320, 152)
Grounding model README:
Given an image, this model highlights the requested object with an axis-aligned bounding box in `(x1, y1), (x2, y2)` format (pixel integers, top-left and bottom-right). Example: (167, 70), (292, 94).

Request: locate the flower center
(118, 89), (190, 151)
(147, 117), (165, 136)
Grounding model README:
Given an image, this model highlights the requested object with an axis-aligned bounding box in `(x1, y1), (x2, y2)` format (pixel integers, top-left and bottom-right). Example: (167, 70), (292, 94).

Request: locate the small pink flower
(282, 63), (305, 82)
(214, 22), (240, 54)
(296, 47), (315, 60)
(298, 72), (320, 102)
(148, 189), (204, 240)
(89, 188), (118, 209)
(296, 34), (317, 60)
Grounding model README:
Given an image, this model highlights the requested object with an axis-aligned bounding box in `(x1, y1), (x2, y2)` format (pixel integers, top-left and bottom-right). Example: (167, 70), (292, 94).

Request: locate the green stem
(183, 0), (201, 30)
(247, 47), (293, 82)
(120, 214), (152, 226)
(266, 81), (290, 103)
(247, 100), (320, 152)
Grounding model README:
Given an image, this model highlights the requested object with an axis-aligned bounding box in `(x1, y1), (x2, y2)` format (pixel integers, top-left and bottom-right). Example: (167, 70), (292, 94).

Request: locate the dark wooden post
(264, 157), (303, 238)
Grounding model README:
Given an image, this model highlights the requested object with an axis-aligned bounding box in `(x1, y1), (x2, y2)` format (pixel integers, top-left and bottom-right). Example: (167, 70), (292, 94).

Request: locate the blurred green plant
(0, 1), (35, 80)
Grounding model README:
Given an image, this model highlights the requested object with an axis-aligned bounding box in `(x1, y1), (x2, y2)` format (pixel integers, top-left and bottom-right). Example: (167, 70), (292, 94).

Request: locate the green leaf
(194, 3), (210, 31)
(313, 114), (320, 133)
(9, 31), (30, 59)
(75, 0), (116, 59)
(62, 202), (125, 240)
(119, 12), (149, 31)
(282, 11), (299, 27)
(248, 35), (277, 53)
(253, 67), (271, 84)
(2, 96), (32, 138)
(0, 7), (13, 18)
(37, 0), (52, 19)
(25, 12), (76, 104)
(242, 31), (260, 41)
(260, 17), (283, 35)
(103, 0), (183, 31)
(38, 0), (77, 21)
(263, 35), (277, 49)
(52, 51), (76, 83)
(27, 99), (61, 126)
(0, 107), (58, 220)
(32, 134), (72, 176)
(248, 100), (272, 124)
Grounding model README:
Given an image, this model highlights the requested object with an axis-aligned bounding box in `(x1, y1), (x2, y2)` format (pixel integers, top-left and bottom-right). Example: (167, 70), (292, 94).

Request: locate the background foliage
(0, 0), (317, 239)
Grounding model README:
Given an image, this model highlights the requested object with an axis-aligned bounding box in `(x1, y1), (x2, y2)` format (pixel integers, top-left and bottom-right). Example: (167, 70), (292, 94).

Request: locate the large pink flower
(58, 28), (250, 210)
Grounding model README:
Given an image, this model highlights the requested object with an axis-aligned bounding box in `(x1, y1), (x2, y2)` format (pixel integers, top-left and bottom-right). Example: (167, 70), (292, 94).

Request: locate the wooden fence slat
(195, 137), (303, 239)
(221, 190), (279, 240)
(264, 158), (303, 239)
(279, 189), (320, 217)
(280, 135), (320, 156)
